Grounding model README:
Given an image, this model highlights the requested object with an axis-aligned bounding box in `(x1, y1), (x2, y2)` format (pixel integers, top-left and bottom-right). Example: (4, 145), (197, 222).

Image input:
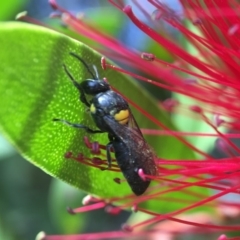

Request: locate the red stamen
(105, 205), (121, 215)
(141, 52), (155, 61)
(121, 223), (133, 232)
(138, 168), (146, 181)
(113, 178), (121, 184)
(132, 203), (138, 212)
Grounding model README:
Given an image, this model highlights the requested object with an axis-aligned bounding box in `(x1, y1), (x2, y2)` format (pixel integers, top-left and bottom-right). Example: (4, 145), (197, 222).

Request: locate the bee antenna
(62, 64), (81, 89)
(69, 52), (99, 80)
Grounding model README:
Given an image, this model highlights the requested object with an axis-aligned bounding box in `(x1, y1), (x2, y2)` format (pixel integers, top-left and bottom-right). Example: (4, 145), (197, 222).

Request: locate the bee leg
(53, 118), (103, 134)
(63, 64), (90, 107)
(106, 142), (114, 168)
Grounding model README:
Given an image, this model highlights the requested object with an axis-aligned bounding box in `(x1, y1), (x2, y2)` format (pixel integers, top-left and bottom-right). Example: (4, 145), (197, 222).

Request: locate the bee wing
(126, 109), (144, 138)
(103, 113), (157, 177)
(103, 112), (144, 144)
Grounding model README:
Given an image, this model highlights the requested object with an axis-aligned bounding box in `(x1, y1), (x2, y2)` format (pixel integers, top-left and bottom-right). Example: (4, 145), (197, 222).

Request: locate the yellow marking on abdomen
(114, 109), (129, 125)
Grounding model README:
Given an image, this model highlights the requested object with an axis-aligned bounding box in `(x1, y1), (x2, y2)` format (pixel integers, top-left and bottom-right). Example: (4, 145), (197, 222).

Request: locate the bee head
(80, 79), (110, 95)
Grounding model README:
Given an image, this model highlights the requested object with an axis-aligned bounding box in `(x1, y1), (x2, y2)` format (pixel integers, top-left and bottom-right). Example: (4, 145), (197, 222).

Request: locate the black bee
(53, 52), (157, 195)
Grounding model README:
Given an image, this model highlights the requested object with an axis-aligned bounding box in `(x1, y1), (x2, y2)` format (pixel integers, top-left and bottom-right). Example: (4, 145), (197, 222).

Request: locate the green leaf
(0, 22), (196, 205)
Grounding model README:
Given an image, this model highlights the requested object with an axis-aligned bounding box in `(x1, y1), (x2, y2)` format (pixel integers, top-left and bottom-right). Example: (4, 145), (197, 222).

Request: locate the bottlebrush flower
(35, 0), (240, 239)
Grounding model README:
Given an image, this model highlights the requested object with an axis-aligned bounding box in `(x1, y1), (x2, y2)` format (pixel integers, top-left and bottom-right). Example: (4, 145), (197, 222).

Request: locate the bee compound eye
(81, 80), (110, 95)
